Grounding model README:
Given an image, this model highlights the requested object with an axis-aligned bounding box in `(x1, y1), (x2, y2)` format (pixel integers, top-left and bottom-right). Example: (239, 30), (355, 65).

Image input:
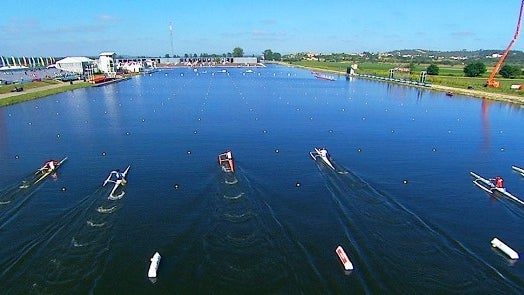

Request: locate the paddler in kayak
(494, 176), (504, 188)
(319, 148), (329, 158)
(39, 159), (59, 173)
(217, 150), (235, 173)
(107, 169), (127, 184)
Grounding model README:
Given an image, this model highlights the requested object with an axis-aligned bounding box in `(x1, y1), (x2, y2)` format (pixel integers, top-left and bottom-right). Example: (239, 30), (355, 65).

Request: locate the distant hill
(283, 49), (524, 65)
(387, 49), (524, 63)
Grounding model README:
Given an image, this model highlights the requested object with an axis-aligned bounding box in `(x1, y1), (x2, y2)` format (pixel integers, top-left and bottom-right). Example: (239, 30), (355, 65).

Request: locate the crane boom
(486, 0), (524, 87)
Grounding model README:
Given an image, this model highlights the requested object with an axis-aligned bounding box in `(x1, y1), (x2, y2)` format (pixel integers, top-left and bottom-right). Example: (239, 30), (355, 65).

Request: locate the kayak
(218, 150), (234, 173)
(34, 157), (68, 184)
(105, 165), (130, 199)
(309, 147), (335, 170)
(470, 171), (524, 205)
(512, 165), (524, 177)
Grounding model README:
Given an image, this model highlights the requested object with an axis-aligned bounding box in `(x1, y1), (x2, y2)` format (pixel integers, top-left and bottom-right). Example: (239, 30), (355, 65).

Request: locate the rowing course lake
(0, 64), (524, 293)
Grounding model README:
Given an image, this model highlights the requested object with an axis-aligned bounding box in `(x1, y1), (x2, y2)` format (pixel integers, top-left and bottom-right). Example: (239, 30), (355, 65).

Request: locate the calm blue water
(1, 64), (524, 294)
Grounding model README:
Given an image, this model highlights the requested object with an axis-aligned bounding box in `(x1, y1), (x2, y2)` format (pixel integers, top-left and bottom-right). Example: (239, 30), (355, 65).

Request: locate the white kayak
(34, 157), (68, 185)
(310, 147), (335, 170)
(148, 252), (161, 278)
(512, 165), (524, 177)
(470, 171), (524, 205)
(104, 165), (130, 199)
(335, 245), (353, 270)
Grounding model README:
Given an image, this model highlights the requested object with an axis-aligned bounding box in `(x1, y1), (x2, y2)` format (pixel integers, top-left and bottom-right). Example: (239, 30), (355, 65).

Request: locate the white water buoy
(148, 252), (161, 278)
(335, 245), (354, 270)
(491, 238), (519, 260)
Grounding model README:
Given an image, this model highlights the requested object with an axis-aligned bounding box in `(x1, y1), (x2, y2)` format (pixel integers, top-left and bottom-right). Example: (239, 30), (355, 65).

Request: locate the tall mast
(169, 21), (174, 58)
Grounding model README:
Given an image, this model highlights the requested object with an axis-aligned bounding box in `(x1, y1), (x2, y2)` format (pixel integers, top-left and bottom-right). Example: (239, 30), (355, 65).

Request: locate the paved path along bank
(0, 82), (70, 100)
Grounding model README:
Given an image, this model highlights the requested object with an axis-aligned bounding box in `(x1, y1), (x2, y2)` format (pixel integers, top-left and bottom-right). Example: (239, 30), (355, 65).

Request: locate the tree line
(426, 62), (522, 79)
(163, 47), (282, 61)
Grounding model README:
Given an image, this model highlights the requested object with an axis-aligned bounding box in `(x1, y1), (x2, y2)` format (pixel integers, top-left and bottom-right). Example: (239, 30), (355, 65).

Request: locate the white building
(118, 61), (143, 73)
(487, 53), (503, 58)
(98, 52), (116, 76)
(232, 57), (259, 64)
(55, 56), (94, 74)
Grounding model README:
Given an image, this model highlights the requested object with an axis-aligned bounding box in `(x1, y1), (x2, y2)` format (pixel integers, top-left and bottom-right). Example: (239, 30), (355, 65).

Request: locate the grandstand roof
(56, 56), (93, 64)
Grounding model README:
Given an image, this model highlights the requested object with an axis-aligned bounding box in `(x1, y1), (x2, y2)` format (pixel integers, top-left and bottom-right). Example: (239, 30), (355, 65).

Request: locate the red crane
(486, 0), (524, 87)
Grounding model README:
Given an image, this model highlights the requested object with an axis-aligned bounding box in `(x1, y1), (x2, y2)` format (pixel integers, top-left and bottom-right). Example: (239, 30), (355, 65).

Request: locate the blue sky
(2, 0), (524, 57)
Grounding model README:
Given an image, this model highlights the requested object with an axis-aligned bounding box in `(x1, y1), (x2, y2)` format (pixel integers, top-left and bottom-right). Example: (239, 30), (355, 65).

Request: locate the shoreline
(0, 81), (90, 107)
(0, 75), (135, 107)
(277, 61), (524, 105)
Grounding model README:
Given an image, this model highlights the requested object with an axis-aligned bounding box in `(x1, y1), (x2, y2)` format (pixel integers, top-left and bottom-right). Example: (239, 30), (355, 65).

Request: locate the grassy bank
(0, 82), (91, 107)
(288, 60), (524, 97)
(0, 79), (61, 94)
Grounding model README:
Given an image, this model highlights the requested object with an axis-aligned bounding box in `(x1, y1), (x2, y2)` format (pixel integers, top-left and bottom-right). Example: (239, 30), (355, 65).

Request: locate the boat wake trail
(314, 162), (524, 293)
(0, 184), (126, 294)
(0, 172), (50, 229)
(199, 166), (289, 293)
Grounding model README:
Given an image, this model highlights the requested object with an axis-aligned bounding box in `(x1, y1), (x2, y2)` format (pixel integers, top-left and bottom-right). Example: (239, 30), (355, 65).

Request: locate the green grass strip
(0, 82), (92, 107)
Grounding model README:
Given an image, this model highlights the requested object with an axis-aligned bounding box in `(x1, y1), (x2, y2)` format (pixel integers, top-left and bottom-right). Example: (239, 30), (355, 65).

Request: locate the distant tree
(408, 62), (416, 74)
(233, 47), (244, 57)
(499, 64), (521, 78)
(264, 49), (274, 60)
(463, 62), (486, 77)
(362, 51), (372, 58)
(426, 64), (439, 75)
(273, 52), (282, 61)
(164, 54), (170, 58)
(184, 53), (189, 58)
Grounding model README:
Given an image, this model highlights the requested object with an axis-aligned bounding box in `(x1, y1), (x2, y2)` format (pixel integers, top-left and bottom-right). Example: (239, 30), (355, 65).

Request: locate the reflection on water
(481, 100), (491, 152)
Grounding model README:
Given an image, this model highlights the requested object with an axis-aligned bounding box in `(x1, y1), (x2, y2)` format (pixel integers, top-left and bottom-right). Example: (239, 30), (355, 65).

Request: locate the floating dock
(491, 238), (519, 260)
(148, 252), (161, 278)
(335, 246), (354, 270)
